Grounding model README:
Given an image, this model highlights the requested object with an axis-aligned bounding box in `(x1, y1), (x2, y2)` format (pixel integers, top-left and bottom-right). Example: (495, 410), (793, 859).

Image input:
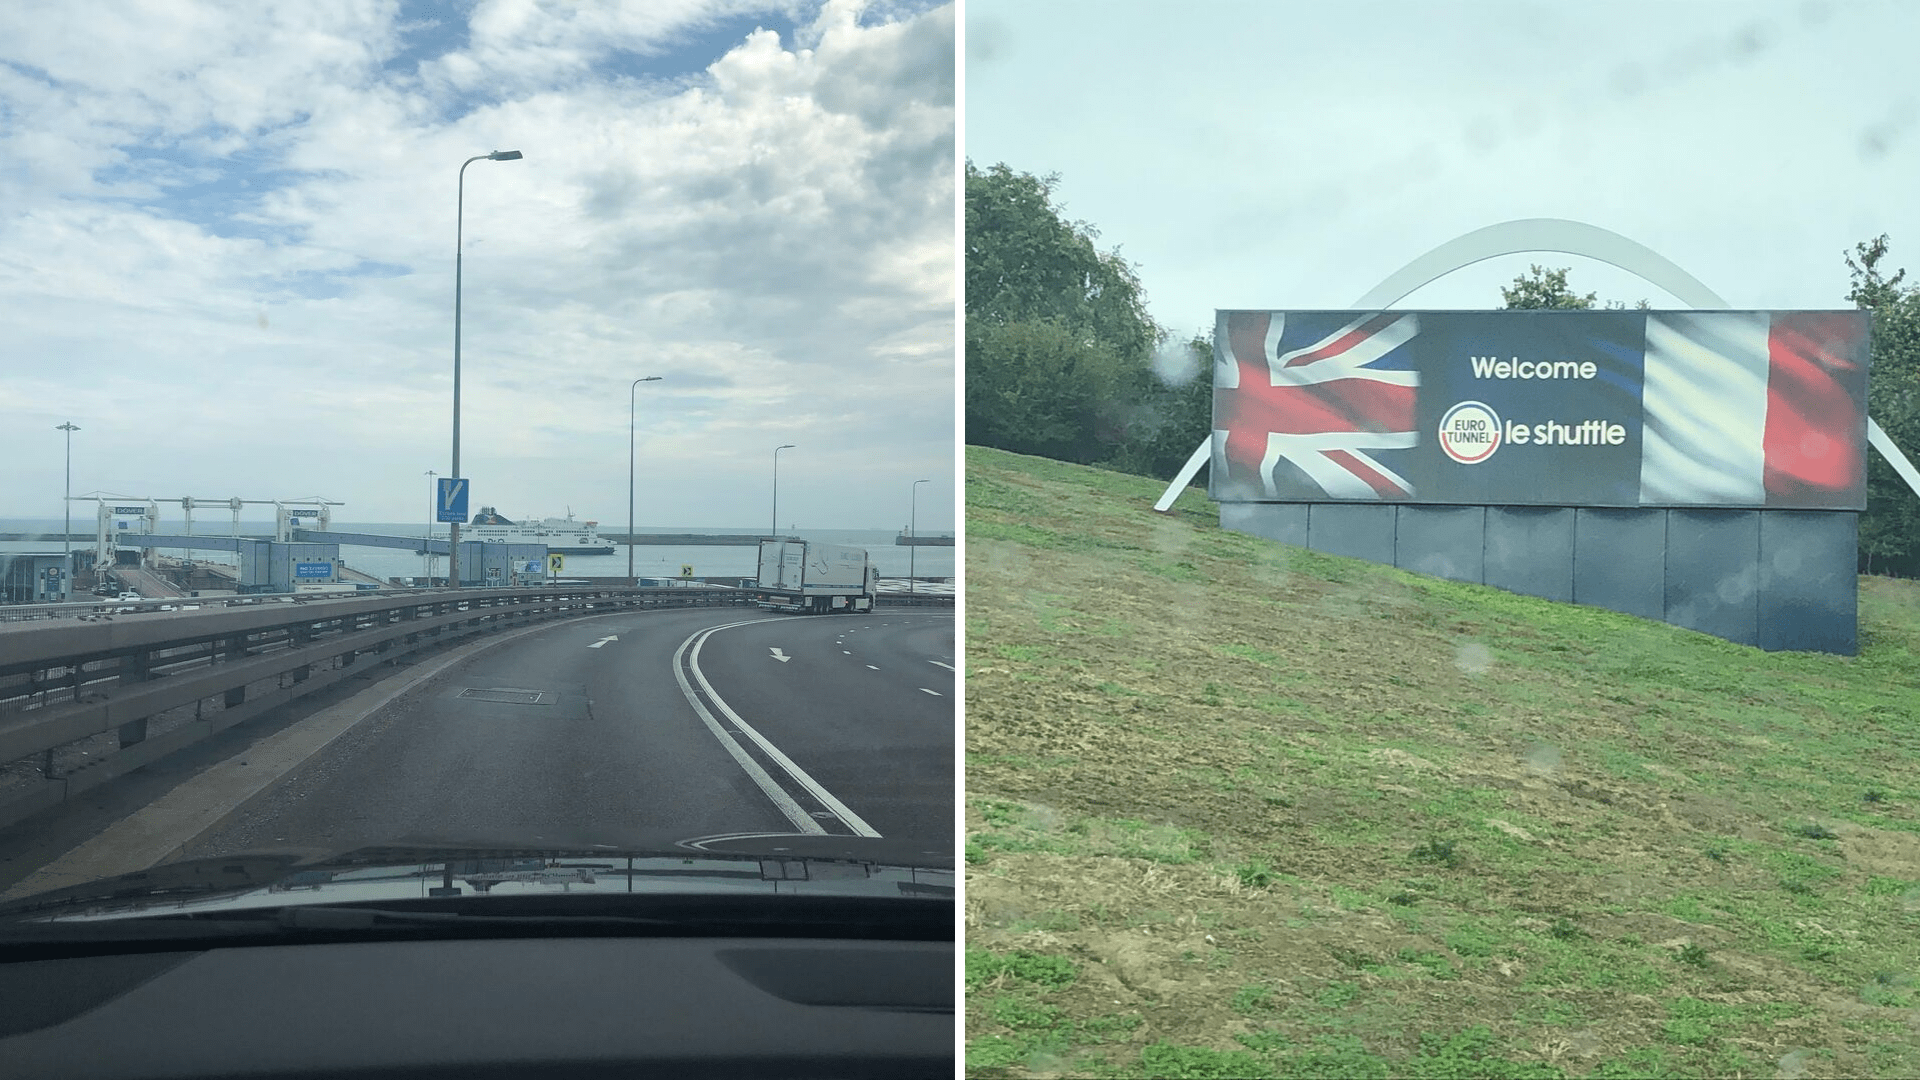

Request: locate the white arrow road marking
(587, 635), (618, 649)
(927, 660), (954, 671)
(769, 647), (790, 663)
(919, 688), (941, 696)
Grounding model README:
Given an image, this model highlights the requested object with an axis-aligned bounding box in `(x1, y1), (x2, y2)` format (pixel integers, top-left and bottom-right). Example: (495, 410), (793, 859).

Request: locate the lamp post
(772, 444), (795, 538)
(56, 422), (78, 600)
(628, 376), (662, 580)
(909, 478), (929, 595)
(424, 469), (437, 585)
(449, 148), (522, 590)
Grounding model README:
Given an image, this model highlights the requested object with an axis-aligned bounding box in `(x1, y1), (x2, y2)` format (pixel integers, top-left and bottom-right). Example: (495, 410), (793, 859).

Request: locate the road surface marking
(866, 664), (879, 670)
(769, 647), (790, 663)
(682, 623), (879, 838)
(671, 620), (823, 836)
(587, 635), (619, 649)
(919, 688), (941, 696)
(927, 660), (954, 671)
(842, 650), (851, 655)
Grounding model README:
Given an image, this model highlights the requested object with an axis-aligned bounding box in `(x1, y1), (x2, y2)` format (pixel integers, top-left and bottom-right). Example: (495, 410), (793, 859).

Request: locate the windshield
(0, 0), (955, 929)
(965, 2), (1920, 1078)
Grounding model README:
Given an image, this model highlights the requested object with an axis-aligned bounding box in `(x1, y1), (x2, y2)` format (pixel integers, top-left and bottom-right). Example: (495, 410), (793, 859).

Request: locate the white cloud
(0, 0), (955, 530)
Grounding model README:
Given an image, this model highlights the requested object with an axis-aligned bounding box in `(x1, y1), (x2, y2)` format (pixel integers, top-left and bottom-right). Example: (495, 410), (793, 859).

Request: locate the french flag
(1639, 312), (1867, 508)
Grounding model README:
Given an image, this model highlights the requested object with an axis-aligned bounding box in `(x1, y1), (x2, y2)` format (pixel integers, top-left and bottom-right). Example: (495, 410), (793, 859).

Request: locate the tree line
(964, 159), (1920, 576)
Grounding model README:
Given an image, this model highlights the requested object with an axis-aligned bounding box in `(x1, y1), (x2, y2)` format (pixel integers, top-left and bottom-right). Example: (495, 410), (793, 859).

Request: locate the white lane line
(927, 660), (954, 671)
(842, 650), (851, 655)
(769, 647), (790, 663)
(671, 621), (824, 836)
(866, 664), (879, 670)
(919, 688), (940, 696)
(687, 625), (880, 838)
(587, 635), (618, 649)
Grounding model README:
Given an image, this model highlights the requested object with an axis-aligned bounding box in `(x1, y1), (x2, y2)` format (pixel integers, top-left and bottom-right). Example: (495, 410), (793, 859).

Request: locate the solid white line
(689, 626), (880, 838)
(919, 688), (940, 696)
(671, 621), (824, 836)
(927, 660), (954, 671)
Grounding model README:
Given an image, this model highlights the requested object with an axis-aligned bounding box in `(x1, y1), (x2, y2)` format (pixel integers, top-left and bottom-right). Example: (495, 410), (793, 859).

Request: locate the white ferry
(467, 508), (616, 555)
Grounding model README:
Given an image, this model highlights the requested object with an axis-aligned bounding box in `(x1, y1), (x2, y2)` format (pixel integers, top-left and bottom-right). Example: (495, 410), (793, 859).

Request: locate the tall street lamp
(449, 148), (522, 590)
(772, 444), (795, 538)
(909, 478), (929, 595)
(424, 469), (437, 585)
(57, 422), (78, 599)
(628, 376), (662, 580)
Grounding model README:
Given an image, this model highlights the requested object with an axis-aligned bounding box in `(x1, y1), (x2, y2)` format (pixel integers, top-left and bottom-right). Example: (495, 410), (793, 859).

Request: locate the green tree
(963, 319), (1134, 463)
(1101, 334), (1215, 481)
(965, 161), (1159, 463)
(1502, 265), (1648, 310)
(1501, 264), (1597, 309)
(1847, 235), (1920, 576)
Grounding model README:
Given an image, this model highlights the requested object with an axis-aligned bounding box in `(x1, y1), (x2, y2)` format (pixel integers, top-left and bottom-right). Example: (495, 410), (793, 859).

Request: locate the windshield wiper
(0, 894), (951, 957)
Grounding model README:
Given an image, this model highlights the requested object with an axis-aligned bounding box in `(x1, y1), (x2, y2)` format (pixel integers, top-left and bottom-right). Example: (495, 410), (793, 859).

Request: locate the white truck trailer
(753, 539), (878, 613)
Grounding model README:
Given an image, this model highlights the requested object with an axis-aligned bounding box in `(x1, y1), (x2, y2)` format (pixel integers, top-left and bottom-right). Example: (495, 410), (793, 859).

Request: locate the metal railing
(0, 585), (749, 830)
(0, 585), (486, 624)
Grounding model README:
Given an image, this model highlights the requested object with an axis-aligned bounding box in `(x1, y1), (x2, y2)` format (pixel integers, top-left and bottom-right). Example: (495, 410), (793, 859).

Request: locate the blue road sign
(294, 562), (331, 579)
(436, 477), (469, 523)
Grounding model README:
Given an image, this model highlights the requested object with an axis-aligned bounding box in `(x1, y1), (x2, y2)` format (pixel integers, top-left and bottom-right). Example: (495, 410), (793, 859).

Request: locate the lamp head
(490, 150), (523, 161)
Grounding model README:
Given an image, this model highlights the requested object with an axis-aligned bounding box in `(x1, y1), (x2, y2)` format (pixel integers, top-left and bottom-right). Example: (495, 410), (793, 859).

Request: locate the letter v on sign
(436, 477), (469, 523)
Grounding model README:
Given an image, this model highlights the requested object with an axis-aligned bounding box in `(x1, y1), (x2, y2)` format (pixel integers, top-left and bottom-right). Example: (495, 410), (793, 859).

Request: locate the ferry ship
(467, 508), (616, 555)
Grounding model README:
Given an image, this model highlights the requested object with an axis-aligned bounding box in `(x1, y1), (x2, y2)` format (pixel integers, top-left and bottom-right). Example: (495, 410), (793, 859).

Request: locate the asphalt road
(185, 607), (955, 858)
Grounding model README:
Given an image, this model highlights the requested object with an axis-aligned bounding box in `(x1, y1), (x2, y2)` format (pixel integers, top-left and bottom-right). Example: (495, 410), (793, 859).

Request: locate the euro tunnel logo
(1438, 401), (1502, 464)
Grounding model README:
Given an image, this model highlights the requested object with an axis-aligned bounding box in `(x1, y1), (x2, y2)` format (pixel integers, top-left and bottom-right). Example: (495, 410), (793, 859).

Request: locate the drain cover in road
(459, 688), (548, 705)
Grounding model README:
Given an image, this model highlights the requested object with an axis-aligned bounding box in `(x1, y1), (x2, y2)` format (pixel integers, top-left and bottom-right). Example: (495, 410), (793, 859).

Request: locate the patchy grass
(964, 446), (1920, 1079)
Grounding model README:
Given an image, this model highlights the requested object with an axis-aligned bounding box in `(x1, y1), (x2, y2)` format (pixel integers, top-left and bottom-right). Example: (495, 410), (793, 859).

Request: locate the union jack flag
(1212, 311), (1421, 500)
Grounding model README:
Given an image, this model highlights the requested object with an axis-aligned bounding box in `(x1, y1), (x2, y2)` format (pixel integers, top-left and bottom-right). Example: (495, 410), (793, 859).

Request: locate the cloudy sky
(2, 0), (954, 533)
(967, 0), (1919, 355)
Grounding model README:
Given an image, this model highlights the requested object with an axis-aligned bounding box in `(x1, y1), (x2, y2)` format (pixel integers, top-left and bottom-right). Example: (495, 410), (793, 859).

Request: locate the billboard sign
(1211, 310), (1870, 509)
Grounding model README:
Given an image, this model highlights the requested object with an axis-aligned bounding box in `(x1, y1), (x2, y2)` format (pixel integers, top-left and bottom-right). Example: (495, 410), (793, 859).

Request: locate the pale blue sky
(967, 0), (1919, 349)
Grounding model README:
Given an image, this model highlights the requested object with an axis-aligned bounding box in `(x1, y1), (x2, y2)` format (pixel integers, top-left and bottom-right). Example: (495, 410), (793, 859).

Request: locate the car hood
(0, 832), (954, 922)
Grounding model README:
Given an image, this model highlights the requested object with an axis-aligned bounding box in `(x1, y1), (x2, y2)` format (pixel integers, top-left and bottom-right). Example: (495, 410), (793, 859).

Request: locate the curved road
(187, 607), (955, 858)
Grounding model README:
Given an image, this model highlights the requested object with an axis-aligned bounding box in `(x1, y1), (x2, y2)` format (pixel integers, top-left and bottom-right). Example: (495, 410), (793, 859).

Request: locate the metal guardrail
(0, 586), (462, 624)
(874, 593), (956, 608)
(0, 586), (749, 831)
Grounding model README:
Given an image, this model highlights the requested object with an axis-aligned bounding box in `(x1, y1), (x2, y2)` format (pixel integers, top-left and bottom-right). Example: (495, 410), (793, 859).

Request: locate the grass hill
(964, 445), (1920, 1079)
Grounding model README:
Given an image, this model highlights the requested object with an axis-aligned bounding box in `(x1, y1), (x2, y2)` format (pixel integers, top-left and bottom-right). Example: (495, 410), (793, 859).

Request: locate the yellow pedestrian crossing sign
(548, 553), (564, 573)
(680, 564), (695, 578)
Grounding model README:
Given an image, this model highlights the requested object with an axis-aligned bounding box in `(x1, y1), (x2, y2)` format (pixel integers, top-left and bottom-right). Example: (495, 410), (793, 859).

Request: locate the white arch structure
(1153, 217), (1920, 511)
